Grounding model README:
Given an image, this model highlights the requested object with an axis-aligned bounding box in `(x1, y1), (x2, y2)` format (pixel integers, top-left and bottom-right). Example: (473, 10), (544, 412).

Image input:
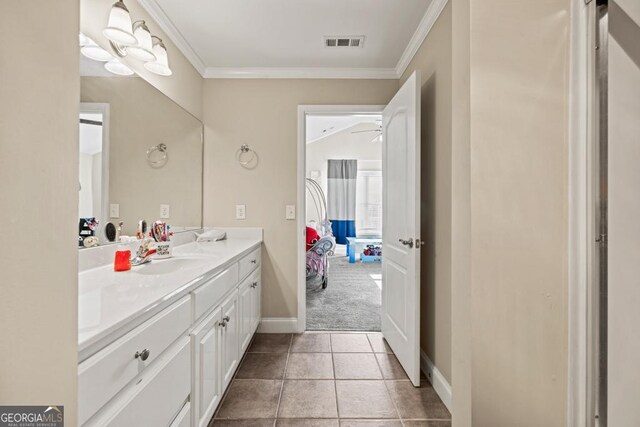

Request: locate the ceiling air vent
(324, 36), (365, 48)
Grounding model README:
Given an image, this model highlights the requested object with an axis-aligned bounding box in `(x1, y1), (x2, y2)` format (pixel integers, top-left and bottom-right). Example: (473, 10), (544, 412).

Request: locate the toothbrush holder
(153, 241), (172, 259)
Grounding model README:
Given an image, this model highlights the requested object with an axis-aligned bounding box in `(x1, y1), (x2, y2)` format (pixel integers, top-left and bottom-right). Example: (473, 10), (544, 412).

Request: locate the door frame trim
(567, 0), (595, 425)
(79, 102), (110, 237)
(296, 105), (385, 333)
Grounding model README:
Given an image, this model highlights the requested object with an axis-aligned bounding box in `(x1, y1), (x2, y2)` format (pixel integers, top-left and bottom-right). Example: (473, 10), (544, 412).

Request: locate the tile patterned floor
(210, 332), (451, 427)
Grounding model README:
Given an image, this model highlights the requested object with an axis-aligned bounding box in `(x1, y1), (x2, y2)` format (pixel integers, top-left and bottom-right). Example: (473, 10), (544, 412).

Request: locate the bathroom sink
(132, 256), (208, 275)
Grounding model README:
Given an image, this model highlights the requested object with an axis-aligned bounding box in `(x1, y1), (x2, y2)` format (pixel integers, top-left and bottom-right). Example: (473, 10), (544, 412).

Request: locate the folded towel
(196, 229), (227, 242)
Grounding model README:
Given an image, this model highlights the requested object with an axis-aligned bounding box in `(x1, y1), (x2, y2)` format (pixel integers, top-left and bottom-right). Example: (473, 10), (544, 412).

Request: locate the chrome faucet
(131, 239), (156, 266)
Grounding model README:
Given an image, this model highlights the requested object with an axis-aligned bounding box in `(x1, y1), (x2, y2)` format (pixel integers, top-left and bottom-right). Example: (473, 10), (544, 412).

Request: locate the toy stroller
(305, 178), (336, 289)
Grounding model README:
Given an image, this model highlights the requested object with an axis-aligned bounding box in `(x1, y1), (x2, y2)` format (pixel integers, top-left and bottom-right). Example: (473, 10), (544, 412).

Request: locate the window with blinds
(356, 170), (382, 237)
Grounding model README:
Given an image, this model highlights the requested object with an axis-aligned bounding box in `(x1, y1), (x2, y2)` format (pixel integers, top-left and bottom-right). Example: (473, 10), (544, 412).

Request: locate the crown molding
(138, 0), (449, 80)
(395, 0), (449, 78)
(137, 0), (207, 75)
(203, 67), (399, 79)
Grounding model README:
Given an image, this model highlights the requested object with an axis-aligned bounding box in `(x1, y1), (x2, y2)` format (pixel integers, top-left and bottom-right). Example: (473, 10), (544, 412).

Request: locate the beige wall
(0, 1), (79, 424)
(203, 79), (398, 318)
(81, 76), (203, 236)
(608, 1), (640, 424)
(469, 1), (570, 425)
(81, 0), (204, 120)
(450, 0), (473, 423)
(400, 2), (453, 385)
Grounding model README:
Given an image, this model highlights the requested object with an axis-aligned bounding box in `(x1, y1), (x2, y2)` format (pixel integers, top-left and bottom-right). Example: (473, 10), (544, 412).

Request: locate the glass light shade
(126, 21), (156, 62)
(79, 33), (90, 47)
(104, 59), (134, 76)
(81, 39), (113, 62)
(144, 38), (172, 76)
(103, 1), (136, 46)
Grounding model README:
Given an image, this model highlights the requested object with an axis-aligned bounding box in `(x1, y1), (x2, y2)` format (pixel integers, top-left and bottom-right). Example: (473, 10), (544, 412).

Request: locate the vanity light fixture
(144, 36), (172, 76)
(104, 58), (134, 76)
(103, 1), (136, 47)
(127, 21), (156, 62)
(80, 36), (113, 62)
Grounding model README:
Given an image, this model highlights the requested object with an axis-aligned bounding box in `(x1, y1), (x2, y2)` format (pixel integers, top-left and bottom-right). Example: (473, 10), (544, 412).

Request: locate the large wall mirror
(78, 51), (203, 247)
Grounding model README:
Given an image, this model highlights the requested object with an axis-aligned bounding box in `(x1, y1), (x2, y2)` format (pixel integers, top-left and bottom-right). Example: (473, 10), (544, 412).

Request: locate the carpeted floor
(306, 254), (382, 331)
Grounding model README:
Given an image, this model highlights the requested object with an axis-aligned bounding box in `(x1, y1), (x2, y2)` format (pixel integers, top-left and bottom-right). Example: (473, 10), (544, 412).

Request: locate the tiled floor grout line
(273, 334), (293, 422)
(370, 343), (405, 424)
(329, 334), (341, 420)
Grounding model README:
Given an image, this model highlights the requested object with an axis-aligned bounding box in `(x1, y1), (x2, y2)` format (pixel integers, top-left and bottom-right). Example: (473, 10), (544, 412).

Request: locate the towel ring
(147, 143), (168, 168)
(236, 144), (258, 169)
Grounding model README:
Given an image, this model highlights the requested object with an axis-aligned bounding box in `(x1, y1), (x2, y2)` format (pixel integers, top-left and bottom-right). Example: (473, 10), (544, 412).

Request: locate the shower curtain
(327, 159), (357, 244)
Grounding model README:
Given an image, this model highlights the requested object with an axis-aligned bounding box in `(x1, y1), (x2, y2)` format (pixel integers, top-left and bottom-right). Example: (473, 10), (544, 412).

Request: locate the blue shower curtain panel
(327, 159), (357, 244)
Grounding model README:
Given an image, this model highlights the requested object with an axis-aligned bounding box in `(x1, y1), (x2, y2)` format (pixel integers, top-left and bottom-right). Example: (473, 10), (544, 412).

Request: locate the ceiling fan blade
(351, 129), (382, 134)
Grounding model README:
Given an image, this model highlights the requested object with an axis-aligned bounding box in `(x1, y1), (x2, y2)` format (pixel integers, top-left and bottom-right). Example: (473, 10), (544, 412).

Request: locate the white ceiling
(306, 114), (381, 143)
(140, 0), (443, 78)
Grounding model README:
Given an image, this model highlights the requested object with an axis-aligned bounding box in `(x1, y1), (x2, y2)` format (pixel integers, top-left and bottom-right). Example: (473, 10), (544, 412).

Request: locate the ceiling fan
(351, 121), (382, 142)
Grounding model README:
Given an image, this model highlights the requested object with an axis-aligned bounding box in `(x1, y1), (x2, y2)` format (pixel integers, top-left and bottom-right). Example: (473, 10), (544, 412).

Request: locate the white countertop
(78, 236), (261, 359)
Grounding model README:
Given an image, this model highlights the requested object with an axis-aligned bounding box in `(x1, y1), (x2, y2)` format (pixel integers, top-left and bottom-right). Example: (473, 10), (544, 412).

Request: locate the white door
(238, 278), (253, 355)
(191, 306), (222, 427)
(382, 70), (421, 386)
(221, 290), (239, 390)
(252, 273), (262, 333)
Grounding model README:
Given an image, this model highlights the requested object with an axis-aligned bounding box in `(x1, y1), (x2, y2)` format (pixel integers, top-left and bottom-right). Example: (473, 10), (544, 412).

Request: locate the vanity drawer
(78, 296), (191, 425)
(192, 263), (239, 321)
(170, 401), (191, 427)
(85, 337), (191, 427)
(238, 247), (261, 281)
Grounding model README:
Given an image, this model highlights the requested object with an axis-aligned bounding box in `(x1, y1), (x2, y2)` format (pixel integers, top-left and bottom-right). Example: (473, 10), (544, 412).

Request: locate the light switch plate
(109, 203), (120, 218)
(236, 204), (246, 220)
(160, 204), (170, 219)
(286, 205), (296, 220)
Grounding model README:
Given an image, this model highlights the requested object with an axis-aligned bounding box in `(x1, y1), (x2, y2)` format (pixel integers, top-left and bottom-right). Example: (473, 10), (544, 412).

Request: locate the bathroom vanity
(77, 229), (263, 427)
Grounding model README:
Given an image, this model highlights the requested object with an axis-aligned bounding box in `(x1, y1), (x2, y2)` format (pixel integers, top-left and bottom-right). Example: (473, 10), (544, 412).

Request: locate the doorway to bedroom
(304, 112), (383, 331)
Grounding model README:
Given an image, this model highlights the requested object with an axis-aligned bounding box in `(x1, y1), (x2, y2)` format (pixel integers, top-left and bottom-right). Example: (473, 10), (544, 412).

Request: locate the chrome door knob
(398, 238), (414, 248)
(135, 349), (150, 361)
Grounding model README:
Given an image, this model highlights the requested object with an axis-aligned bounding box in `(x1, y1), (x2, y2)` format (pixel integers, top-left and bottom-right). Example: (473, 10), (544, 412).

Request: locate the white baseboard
(420, 349), (452, 412)
(257, 317), (298, 333)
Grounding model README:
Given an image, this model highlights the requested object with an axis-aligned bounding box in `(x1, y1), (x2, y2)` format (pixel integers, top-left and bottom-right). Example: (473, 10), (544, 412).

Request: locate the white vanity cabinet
(79, 242), (262, 427)
(239, 269), (261, 354)
(84, 337), (191, 427)
(220, 290), (240, 390)
(191, 306), (223, 427)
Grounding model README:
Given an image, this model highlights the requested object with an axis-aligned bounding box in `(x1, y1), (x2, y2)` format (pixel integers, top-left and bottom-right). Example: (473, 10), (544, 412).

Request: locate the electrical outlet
(286, 205), (296, 220)
(236, 204), (246, 220)
(109, 203), (120, 218)
(160, 204), (170, 219)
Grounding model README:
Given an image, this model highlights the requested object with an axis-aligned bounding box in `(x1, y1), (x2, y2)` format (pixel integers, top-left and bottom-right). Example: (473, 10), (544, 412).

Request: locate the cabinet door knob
(135, 349), (150, 361)
(250, 259), (257, 264)
(251, 281), (258, 288)
(220, 315), (231, 327)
